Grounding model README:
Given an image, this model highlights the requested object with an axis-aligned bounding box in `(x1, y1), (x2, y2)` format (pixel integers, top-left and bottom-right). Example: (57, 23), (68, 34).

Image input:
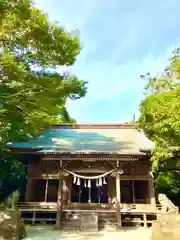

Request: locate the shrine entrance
(71, 174), (109, 204)
(71, 178), (108, 203)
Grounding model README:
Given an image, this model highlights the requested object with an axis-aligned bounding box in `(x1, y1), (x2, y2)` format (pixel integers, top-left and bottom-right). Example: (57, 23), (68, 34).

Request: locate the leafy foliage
(0, 0), (87, 183)
(139, 48), (180, 205)
(0, 0), (86, 146)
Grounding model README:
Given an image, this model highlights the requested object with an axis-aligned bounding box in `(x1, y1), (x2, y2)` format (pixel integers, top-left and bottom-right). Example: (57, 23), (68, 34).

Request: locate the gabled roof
(7, 124), (155, 155)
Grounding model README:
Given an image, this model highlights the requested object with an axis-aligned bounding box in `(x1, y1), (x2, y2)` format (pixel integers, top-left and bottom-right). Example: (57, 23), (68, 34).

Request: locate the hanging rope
(63, 168), (116, 180)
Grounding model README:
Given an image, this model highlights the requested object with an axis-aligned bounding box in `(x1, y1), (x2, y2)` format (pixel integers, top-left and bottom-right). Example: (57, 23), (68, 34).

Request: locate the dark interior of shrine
(30, 179), (58, 202)
(120, 180), (149, 204)
(71, 178), (108, 203)
(29, 178), (149, 204)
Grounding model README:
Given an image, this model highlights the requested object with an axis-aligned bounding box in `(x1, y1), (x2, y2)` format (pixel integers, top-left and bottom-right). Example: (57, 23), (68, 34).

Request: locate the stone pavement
(24, 226), (152, 240)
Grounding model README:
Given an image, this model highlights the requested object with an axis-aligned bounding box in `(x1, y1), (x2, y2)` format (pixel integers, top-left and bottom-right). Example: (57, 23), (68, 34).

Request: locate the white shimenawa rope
(63, 168), (116, 180)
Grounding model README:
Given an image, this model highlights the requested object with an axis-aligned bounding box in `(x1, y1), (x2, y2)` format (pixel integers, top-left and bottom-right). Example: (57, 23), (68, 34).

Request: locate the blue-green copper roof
(7, 125), (155, 154)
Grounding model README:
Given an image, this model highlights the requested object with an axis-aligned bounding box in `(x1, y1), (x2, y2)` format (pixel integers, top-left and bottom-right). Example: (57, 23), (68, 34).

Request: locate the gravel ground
(24, 226), (152, 240)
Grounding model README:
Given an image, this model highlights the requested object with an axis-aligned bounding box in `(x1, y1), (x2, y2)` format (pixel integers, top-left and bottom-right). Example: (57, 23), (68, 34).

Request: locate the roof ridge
(52, 124), (137, 129)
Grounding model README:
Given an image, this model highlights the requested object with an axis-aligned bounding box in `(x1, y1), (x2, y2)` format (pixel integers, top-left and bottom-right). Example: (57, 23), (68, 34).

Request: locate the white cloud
(33, 0), (180, 123)
(66, 45), (176, 123)
(90, 46), (173, 101)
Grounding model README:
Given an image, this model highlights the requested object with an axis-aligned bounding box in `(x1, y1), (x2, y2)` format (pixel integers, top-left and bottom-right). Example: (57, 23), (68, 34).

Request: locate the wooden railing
(158, 193), (179, 213)
(17, 202), (57, 211)
(0, 203), (5, 210)
(16, 202), (164, 213)
(15, 202), (167, 227)
(121, 203), (164, 213)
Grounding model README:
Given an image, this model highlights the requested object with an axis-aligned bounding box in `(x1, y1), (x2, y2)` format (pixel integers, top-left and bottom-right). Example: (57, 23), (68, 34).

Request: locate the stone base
(152, 213), (180, 240)
(80, 213), (98, 232)
(0, 210), (26, 240)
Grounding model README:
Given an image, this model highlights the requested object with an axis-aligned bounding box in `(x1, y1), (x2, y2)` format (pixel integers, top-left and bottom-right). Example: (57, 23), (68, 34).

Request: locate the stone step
(61, 219), (81, 223)
(99, 216), (116, 220)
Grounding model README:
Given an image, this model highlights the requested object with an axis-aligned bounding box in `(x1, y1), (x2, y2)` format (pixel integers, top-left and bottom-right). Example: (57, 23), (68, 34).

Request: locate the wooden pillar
(32, 211), (36, 225)
(25, 165), (33, 202)
(67, 176), (72, 205)
(149, 178), (156, 205)
(132, 162), (135, 204)
(25, 177), (32, 202)
(88, 187), (91, 203)
(132, 180), (135, 204)
(44, 179), (48, 202)
(107, 176), (112, 204)
(98, 187), (101, 203)
(143, 213), (147, 228)
(56, 161), (63, 228)
(116, 160), (122, 228)
(79, 185), (81, 203)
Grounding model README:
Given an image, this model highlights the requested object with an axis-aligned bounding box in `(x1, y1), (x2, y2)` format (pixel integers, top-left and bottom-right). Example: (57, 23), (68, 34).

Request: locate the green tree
(0, 0), (87, 185)
(139, 48), (180, 205)
(0, 0), (86, 145)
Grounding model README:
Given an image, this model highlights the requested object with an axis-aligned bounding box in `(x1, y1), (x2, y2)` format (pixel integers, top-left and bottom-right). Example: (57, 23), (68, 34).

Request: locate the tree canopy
(0, 0), (87, 187)
(0, 0), (87, 146)
(139, 48), (180, 205)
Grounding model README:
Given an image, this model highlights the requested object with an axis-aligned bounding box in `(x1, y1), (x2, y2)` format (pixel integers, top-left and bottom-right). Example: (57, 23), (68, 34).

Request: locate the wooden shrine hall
(8, 124), (160, 229)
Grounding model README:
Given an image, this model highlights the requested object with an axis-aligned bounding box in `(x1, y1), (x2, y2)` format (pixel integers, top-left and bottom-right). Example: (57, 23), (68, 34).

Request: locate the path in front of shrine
(24, 226), (152, 240)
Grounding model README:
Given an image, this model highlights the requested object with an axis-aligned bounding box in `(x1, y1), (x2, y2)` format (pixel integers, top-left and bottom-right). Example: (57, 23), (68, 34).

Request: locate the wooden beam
(103, 161), (116, 170)
(69, 168), (107, 173)
(42, 156), (139, 161)
(120, 175), (151, 180)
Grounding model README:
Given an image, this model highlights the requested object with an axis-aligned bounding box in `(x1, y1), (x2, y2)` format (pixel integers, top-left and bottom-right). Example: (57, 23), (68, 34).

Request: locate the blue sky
(34, 0), (180, 123)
